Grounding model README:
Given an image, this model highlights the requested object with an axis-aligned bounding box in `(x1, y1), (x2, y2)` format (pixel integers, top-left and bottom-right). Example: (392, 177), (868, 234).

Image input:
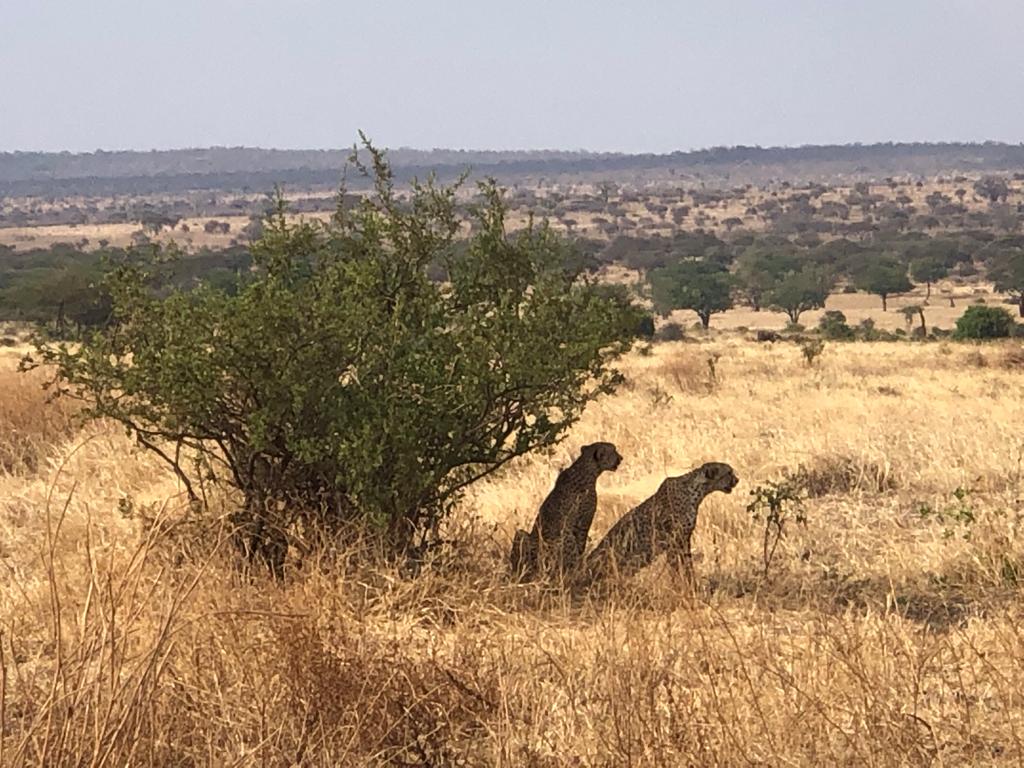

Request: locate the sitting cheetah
(578, 462), (738, 589)
(509, 442), (623, 582)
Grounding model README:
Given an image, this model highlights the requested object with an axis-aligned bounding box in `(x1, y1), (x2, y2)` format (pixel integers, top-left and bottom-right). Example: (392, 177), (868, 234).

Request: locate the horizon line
(3, 138), (1024, 158)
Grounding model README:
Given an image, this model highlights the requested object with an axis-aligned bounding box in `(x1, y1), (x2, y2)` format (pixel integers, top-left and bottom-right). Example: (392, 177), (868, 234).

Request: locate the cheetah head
(582, 442), (623, 473)
(697, 462), (739, 494)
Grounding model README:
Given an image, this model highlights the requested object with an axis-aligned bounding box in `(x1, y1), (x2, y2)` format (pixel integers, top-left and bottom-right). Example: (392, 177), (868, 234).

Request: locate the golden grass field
(3, 332), (1024, 765)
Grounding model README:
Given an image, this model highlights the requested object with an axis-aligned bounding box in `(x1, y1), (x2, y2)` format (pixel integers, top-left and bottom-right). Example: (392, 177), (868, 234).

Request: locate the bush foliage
(954, 305), (1015, 339)
(31, 142), (642, 567)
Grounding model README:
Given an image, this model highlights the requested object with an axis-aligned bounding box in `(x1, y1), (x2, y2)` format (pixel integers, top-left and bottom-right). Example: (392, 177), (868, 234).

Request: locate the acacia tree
(648, 259), (734, 329)
(30, 140), (643, 569)
(734, 245), (798, 311)
(900, 304), (927, 336)
(988, 246), (1024, 316)
(974, 176), (1010, 204)
(852, 254), (912, 311)
(766, 265), (834, 324)
(909, 256), (948, 301)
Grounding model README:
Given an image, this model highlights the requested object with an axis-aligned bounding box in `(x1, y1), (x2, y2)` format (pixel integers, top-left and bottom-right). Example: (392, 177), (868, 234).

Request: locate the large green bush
(31, 142), (642, 569)
(954, 305), (1015, 339)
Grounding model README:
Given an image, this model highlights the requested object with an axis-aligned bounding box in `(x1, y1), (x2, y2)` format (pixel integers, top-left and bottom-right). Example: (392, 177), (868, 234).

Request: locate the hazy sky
(3, 0), (1023, 153)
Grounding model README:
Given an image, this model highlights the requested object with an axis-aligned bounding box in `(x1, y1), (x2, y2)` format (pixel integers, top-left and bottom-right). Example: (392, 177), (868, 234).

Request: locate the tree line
(3, 227), (1023, 336)
(603, 230), (1024, 327)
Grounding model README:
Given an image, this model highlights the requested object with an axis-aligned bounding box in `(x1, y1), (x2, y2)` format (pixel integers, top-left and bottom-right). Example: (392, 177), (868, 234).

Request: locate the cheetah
(509, 442), (623, 582)
(578, 462), (738, 589)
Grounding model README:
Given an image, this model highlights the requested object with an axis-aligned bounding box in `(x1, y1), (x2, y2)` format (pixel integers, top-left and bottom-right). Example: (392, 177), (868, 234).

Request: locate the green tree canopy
(851, 253), (912, 311)
(987, 245), (1024, 316)
(909, 256), (949, 300)
(974, 176), (1010, 204)
(766, 265), (835, 324)
(648, 260), (734, 329)
(734, 245), (800, 311)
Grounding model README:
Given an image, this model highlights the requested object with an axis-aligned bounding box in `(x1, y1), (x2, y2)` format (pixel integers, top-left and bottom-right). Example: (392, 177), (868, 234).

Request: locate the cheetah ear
(580, 443), (597, 460)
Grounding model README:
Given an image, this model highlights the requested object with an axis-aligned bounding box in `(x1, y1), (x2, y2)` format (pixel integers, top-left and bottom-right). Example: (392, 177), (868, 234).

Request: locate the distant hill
(2, 142), (1023, 197)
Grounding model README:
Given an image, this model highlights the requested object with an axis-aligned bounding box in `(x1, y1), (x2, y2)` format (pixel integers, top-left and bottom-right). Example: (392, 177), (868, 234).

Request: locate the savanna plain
(3, 328), (1024, 766)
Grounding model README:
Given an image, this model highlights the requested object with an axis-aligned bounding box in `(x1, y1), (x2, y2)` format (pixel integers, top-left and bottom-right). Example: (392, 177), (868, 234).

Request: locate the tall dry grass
(0, 363), (79, 475)
(2, 338), (1024, 765)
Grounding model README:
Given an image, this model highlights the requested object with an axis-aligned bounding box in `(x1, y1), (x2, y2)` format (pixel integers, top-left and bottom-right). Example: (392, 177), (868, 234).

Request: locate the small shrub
(646, 384), (675, 408)
(800, 338), (826, 366)
(655, 322), (686, 342)
(817, 310), (854, 340)
(857, 318), (881, 341)
(916, 487), (977, 541)
(747, 479), (807, 578)
(784, 321), (805, 334)
(954, 305), (1014, 339)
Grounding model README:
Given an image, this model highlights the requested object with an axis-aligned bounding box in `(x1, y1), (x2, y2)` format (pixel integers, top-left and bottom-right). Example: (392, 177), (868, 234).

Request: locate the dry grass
(0, 363), (78, 475)
(3, 338), (1024, 765)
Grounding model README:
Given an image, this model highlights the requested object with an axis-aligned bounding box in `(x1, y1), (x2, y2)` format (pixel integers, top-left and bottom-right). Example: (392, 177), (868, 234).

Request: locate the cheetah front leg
(668, 528), (698, 593)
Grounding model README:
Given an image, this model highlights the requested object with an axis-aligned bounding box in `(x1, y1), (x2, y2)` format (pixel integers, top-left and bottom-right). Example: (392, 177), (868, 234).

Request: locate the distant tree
(974, 176), (1010, 204)
(988, 246), (1024, 316)
(670, 205), (691, 226)
(765, 265), (835, 324)
(812, 238), (863, 272)
(924, 191), (949, 212)
(603, 235), (671, 277)
(139, 211), (181, 235)
(909, 256), (948, 300)
(649, 260), (734, 329)
(852, 254), (912, 311)
(671, 231), (731, 264)
(900, 304), (927, 336)
(735, 246), (798, 311)
(204, 219), (231, 235)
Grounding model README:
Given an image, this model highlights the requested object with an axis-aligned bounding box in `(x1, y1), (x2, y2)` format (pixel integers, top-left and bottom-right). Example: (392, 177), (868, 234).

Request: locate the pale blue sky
(2, 0), (1022, 153)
